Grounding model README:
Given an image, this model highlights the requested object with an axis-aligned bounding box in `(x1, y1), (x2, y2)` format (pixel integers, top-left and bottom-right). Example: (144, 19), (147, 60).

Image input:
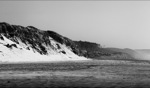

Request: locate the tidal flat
(0, 60), (150, 88)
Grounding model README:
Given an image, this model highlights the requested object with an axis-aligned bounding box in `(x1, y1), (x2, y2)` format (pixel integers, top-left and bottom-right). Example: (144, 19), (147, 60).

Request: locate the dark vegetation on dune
(0, 22), (136, 59)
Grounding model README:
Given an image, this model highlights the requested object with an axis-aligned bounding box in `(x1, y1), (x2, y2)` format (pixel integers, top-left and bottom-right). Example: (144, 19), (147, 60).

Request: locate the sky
(0, 1), (150, 49)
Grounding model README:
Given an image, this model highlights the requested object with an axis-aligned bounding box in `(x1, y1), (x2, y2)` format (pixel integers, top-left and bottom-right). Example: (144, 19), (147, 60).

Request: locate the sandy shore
(0, 60), (150, 88)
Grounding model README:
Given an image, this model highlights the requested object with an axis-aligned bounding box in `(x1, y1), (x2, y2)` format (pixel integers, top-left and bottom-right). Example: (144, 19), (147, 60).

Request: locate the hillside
(0, 22), (87, 62)
(135, 49), (150, 60)
(0, 22), (135, 62)
(106, 48), (144, 59)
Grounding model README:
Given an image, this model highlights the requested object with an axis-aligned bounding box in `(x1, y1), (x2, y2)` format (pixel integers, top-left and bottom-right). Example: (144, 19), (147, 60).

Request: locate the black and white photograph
(1, 0), (150, 88)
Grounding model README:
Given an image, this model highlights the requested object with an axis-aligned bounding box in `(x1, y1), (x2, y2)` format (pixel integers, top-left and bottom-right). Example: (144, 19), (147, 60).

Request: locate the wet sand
(0, 60), (150, 88)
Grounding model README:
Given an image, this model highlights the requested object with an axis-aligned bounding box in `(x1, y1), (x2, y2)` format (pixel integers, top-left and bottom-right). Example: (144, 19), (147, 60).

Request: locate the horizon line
(0, 0), (150, 1)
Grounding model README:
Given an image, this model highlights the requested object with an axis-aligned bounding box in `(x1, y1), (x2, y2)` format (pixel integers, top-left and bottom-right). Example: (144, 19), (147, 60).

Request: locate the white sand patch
(0, 35), (89, 63)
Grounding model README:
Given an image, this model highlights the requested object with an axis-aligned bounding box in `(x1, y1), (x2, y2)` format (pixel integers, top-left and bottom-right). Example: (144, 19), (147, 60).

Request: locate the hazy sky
(0, 1), (150, 49)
